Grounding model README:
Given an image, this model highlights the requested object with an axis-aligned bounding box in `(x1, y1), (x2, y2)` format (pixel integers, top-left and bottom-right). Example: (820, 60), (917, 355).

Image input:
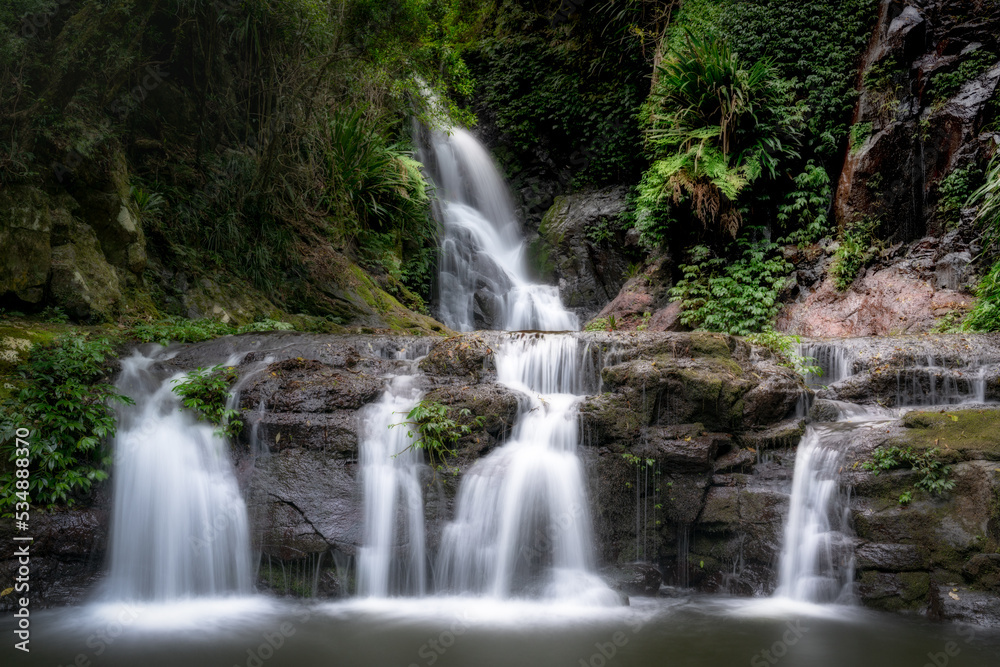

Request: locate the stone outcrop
(848, 407), (1000, 623)
(10, 330), (1000, 627)
(0, 179), (145, 321)
(533, 187), (643, 322)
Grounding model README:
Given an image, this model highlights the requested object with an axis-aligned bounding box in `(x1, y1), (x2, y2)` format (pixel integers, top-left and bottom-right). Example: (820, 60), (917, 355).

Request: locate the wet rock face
(836, 1), (1000, 243)
(0, 500), (109, 612)
(535, 187), (642, 322)
(779, 0), (999, 337)
(581, 331), (808, 594)
(849, 405), (1000, 623)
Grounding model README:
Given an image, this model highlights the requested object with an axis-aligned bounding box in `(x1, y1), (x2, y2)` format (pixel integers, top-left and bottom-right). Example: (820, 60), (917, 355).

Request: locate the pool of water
(5, 596), (998, 667)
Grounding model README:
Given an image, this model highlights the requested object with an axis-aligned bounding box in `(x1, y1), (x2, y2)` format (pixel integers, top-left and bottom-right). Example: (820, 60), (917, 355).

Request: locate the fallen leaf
(949, 592), (960, 601)
(0, 587), (12, 597)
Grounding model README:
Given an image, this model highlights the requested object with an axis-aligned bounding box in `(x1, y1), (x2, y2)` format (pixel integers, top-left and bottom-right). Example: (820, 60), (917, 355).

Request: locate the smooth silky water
(6, 135), (1000, 665)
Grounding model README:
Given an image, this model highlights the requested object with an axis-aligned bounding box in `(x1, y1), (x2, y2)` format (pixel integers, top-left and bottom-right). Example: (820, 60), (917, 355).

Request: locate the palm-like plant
(640, 30), (801, 237)
(324, 109), (430, 240)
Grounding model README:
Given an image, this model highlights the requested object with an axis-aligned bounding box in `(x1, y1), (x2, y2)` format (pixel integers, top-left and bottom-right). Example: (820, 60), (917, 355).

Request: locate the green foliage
(0, 333), (133, 513)
(927, 49), (997, 104)
(2, 0), (461, 310)
(849, 122), (873, 154)
(777, 161), (833, 246)
(323, 109), (438, 297)
(670, 231), (791, 335)
(128, 317), (295, 345)
(129, 186), (165, 223)
(746, 329), (821, 377)
(861, 445), (956, 503)
(584, 316), (619, 332)
(715, 0), (878, 151)
(40, 306), (69, 324)
(935, 164), (983, 227)
(863, 57), (903, 121)
(454, 0), (649, 187)
(830, 216), (880, 291)
(963, 261), (1000, 332)
(621, 453), (656, 468)
(171, 365), (242, 439)
(960, 155), (1000, 332)
(391, 399), (485, 475)
(640, 30), (802, 238)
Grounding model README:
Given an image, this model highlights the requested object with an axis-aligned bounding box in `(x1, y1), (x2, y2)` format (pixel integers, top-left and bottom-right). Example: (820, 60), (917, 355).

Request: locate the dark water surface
(4, 596), (998, 667)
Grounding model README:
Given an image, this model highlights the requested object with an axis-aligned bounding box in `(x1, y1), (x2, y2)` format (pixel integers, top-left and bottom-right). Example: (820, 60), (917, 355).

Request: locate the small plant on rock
(861, 445), (955, 505)
(392, 400), (485, 476)
(746, 329), (821, 377)
(172, 365), (242, 438)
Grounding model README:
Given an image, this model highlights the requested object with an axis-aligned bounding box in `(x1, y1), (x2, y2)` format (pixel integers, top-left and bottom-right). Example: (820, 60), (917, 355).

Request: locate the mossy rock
(892, 408), (1000, 462)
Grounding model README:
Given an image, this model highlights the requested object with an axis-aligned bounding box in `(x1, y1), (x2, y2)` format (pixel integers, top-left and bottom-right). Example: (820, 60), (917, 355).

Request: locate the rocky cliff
(4, 332), (1000, 625)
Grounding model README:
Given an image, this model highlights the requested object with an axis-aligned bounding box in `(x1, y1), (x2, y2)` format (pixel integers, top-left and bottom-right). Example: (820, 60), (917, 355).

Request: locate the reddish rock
(777, 267), (973, 337)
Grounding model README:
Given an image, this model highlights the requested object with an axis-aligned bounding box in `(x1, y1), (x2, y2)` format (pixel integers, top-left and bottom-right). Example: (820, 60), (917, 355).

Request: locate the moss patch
(892, 408), (1000, 462)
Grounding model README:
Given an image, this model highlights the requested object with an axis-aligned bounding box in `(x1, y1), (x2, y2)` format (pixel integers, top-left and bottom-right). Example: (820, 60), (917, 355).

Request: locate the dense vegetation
(0, 333), (131, 512)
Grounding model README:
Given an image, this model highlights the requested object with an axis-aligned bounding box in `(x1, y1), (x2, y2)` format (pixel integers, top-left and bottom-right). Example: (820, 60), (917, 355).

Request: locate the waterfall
(418, 126), (578, 332)
(353, 123), (605, 602)
(356, 374), (427, 597)
(798, 342), (855, 387)
(437, 335), (615, 603)
(775, 426), (855, 603)
(104, 350), (252, 601)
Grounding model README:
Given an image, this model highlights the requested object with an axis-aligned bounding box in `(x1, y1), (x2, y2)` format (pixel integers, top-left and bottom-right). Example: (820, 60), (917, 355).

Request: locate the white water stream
(104, 350), (252, 601)
(418, 126), (577, 332)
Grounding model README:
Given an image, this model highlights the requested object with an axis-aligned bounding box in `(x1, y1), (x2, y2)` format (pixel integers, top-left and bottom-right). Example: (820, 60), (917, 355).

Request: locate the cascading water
(417, 125), (578, 332)
(356, 374), (427, 597)
(777, 340), (996, 604)
(104, 349), (252, 600)
(437, 335), (615, 603)
(775, 426), (856, 603)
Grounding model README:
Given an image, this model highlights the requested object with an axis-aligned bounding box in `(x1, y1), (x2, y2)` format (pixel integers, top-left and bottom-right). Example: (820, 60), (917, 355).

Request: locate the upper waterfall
(417, 125), (578, 332)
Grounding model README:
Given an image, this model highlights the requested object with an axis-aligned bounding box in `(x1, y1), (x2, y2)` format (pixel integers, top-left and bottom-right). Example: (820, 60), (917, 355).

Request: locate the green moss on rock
(893, 408), (1000, 461)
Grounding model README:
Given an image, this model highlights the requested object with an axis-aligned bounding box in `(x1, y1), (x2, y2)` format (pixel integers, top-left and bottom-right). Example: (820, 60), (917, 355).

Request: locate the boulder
(537, 186), (638, 321)
(48, 222), (122, 321)
(0, 186), (53, 304)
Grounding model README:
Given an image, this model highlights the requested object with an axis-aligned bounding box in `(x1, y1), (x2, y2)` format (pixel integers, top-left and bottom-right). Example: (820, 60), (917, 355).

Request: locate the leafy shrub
(746, 329), (821, 377)
(777, 161), (833, 246)
(935, 164), (983, 227)
(960, 155), (1000, 332)
(670, 232), (791, 335)
(830, 216), (879, 291)
(927, 49), (997, 104)
(716, 0), (877, 151)
(171, 366), (242, 439)
(963, 261), (1000, 332)
(639, 30), (802, 238)
(849, 121), (873, 154)
(0, 333), (133, 512)
(391, 399), (485, 475)
(861, 445), (955, 504)
(128, 317), (295, 345)
(462, 15), (647, 188)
